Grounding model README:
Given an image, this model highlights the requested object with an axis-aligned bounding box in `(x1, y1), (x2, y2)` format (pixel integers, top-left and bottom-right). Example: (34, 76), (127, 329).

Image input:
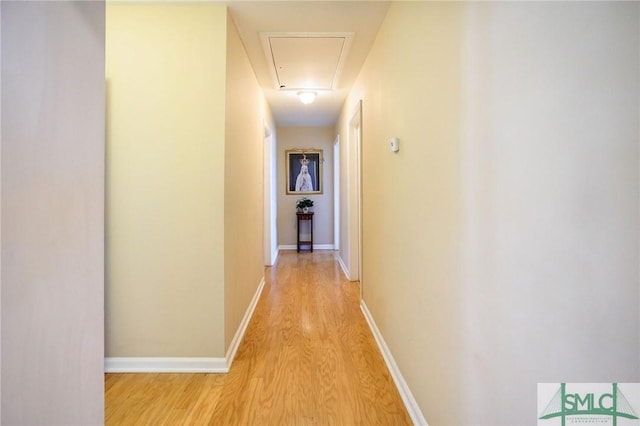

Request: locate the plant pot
(302, 207), (309, 213)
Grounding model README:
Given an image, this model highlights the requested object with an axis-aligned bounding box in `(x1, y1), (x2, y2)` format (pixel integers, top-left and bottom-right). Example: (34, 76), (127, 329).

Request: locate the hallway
(105, 251), (411, 425)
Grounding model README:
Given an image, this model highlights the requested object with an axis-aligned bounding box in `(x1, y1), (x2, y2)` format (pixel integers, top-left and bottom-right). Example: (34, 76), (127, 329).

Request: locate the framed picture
(286, 149), (323, 195)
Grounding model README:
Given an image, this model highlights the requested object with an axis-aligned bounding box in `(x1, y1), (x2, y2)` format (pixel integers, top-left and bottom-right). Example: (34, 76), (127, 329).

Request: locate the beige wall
(338, 2), (639, 424)
(224, 14), (273, 350)
(277, 127), (334, 247)
(337, 2), (464, 421)
(106, 4), (227, 357)
(1, 1), (105, 423)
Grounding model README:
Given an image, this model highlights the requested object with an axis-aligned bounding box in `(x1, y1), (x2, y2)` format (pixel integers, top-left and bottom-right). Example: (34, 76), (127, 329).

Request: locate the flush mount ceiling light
(297, 91), (317, 105)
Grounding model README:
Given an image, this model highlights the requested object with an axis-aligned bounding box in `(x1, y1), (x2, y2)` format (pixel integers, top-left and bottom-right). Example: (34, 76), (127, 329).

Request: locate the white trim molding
(104, 357), (227, 373)
(360, 301), (428, 426)
(225, 276), (265, 368)
(105, 276), (266, 374)
(277, 244), (334, 251)
(337, 255), (350, 280)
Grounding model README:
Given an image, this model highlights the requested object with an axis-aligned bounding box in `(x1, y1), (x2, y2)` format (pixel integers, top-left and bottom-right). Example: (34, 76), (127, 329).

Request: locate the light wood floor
(105, 251), (411, 425)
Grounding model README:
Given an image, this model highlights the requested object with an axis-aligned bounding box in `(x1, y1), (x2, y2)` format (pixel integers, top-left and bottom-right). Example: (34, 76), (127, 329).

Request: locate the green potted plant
(296, 197), (314, 213)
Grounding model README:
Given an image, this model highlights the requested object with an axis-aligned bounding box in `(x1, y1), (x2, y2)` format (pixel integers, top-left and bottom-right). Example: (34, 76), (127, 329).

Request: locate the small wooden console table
(296, 212), (314, 252)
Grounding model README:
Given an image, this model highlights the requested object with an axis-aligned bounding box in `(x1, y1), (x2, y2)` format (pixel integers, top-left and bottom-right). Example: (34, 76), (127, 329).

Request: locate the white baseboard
(337, 255), (350, 279)
(360, 301), (428, 426)
(277, 244), (334, 251)
(225, 276), (265, 368)
(104, 357), (227, 373)
(105, 276), (266, 374)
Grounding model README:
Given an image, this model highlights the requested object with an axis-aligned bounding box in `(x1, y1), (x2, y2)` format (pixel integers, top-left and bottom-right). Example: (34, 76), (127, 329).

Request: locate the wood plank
(106, 251), (411, 425)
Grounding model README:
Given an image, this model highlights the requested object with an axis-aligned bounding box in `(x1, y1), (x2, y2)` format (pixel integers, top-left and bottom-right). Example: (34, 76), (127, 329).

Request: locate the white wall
(277, 127), (334, 248)
(1, 1), (105, 423)
(459, 3), (640, 423)
(339, 2), (639, 424)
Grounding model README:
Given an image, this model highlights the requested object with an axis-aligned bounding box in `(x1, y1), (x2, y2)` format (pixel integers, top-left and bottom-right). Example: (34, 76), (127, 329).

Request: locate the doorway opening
(348, 101), (363, 295)
(333, 134), (340, 252)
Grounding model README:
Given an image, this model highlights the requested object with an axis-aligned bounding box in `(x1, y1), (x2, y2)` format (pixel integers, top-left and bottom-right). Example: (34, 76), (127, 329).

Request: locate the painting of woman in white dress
(286, 150), (322, 194)
(295, 158), (313, 192)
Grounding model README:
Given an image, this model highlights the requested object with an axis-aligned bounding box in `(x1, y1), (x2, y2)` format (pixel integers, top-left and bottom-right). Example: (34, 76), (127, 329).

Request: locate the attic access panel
(262, 33), (353, 91)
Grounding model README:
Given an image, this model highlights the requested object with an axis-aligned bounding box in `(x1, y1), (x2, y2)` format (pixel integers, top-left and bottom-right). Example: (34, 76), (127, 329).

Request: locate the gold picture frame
(286, 149), (323, 195)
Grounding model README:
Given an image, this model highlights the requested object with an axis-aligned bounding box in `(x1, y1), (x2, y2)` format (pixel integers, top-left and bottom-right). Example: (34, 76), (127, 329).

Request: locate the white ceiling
(227, 1), (391, 127)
